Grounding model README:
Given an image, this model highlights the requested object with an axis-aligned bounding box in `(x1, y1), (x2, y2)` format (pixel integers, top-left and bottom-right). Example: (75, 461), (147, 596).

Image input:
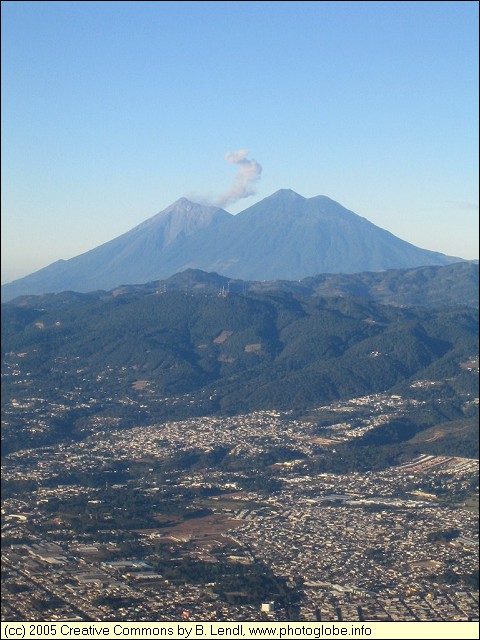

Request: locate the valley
(2, 267), (478, 622)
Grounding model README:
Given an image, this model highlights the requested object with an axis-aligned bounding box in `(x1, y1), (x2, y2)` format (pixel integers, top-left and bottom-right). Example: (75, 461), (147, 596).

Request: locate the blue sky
(2, 0), (478, 283)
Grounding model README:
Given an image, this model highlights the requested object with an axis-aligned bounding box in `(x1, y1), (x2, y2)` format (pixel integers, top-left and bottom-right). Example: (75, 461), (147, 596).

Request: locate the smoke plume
(215, 150), (262, 208)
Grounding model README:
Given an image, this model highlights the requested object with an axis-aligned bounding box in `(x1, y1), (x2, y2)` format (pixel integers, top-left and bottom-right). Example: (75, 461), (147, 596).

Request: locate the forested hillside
(2, 285), (478, 455)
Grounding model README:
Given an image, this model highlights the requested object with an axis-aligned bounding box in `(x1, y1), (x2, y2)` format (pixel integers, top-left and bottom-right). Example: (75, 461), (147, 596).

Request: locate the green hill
(2, 285), (478, 454)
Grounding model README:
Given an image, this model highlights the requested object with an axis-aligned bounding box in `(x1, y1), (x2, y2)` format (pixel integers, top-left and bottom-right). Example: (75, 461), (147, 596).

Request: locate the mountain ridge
(7, 262), (478, 310)
(2, 191), (462, 301)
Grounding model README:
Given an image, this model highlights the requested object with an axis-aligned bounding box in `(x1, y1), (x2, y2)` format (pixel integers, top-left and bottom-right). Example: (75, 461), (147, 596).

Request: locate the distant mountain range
(2, 190), (463, 301)
(122, 262), (479, 309)
(10, 262), (478, 310)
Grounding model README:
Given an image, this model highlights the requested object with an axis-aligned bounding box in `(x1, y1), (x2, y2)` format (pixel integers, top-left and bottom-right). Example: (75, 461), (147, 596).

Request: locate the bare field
(136, 513), (244, 544)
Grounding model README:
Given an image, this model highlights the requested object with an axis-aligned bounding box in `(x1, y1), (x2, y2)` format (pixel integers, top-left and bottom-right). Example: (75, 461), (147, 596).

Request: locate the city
(2, 398), (478, 622)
